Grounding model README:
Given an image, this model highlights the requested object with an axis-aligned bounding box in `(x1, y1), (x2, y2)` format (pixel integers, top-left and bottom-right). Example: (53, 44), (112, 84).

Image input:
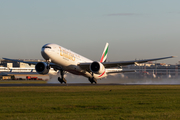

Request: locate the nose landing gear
(46, 59), (51, 69)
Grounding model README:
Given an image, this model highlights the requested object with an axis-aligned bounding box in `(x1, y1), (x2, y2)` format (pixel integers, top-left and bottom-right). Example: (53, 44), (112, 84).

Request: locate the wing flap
(106, 68), (136, 74)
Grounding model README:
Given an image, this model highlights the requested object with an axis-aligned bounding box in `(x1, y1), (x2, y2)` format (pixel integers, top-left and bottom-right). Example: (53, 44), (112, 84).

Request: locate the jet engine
(90, 61), (105, 74)
(35, 62), (50, 75)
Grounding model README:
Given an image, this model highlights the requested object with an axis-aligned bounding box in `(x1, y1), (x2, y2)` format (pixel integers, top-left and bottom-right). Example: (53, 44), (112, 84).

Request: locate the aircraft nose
(41, 46), (51, 60)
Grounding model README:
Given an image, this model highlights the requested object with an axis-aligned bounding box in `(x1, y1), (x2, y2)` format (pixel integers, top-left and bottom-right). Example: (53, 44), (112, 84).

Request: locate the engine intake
(35, 62), (50, 75)
(90, 61), (105, 74)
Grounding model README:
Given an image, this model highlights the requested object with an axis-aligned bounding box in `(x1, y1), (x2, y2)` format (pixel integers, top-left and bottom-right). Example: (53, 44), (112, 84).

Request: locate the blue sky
(0, 0), (180, 64)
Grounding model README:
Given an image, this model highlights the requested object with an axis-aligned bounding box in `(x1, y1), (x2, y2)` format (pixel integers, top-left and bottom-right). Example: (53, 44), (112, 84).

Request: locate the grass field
(0, 84), (180, 120)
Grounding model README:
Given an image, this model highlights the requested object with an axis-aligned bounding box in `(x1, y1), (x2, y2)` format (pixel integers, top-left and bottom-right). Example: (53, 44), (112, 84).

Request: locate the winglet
(100, 43), (109, 63)
(171, 56), (177, 58)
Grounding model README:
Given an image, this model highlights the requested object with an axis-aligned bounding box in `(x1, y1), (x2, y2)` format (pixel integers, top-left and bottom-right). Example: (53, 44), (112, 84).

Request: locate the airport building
(123, 62), (180, 79)
(0, 59), (21, 67)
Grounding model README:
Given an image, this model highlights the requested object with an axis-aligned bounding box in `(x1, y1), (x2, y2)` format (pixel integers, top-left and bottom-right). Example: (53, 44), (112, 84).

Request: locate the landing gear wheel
(88, 77), (97, 84)
(58, 69), (67, 84)
(58, 77), (67, 84)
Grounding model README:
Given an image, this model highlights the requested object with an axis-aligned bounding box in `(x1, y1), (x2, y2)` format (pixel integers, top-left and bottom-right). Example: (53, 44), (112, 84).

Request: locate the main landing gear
(88, 77), (97, 84)
(88, 72), (97, 84)
(58, 70), (67, 84)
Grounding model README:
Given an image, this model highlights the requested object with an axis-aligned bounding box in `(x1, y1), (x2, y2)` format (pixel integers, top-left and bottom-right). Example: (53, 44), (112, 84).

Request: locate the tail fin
(100, 43), (109, 63)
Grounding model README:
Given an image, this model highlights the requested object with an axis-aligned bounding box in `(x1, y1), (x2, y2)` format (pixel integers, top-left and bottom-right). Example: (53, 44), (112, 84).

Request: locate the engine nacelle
(35, 62), (50, 75)
(90, 61), (105, 74)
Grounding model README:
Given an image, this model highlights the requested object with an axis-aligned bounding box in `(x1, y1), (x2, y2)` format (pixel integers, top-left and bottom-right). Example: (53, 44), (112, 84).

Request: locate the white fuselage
(41, 43), (107, 79)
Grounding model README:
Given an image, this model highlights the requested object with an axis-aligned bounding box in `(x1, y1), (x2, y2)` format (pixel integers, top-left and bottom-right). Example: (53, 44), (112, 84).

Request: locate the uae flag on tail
(100, 43), (109, 63)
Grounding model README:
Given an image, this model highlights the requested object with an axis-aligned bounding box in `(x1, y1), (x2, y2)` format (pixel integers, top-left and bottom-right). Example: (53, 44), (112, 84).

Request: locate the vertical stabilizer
(100, 43), (109, 63)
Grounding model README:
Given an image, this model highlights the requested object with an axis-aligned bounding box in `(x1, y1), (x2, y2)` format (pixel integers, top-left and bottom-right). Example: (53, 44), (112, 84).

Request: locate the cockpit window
(43, 46), (51, 49)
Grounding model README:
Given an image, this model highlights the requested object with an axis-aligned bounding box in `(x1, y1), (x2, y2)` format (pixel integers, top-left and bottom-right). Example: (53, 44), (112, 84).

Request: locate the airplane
(3, 43), (175, 84)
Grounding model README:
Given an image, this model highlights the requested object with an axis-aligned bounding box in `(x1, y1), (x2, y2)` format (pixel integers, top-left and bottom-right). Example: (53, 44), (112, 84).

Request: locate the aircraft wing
(102, 56), (175, 68)
(3, 58), (38, 65)
(2, 58), (60, 70)
(78, 56), (175, 70)
(3, 56), (175, 72)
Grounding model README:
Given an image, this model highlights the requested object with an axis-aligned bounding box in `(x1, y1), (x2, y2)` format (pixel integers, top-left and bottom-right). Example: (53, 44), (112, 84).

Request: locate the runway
(0, 83), (123, 87)
(1, 83), (180, 87)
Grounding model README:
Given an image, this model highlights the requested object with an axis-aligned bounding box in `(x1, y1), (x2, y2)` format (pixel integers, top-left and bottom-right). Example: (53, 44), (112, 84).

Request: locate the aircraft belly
(67, 70), (107, 80)
(66, 66), (107, 79)
(71, 71), (93, 78)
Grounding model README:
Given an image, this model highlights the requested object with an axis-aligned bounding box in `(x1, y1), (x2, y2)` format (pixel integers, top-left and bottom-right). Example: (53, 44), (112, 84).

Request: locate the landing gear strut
(58, 70), (67, 84)
(46, 59), (51, 69)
